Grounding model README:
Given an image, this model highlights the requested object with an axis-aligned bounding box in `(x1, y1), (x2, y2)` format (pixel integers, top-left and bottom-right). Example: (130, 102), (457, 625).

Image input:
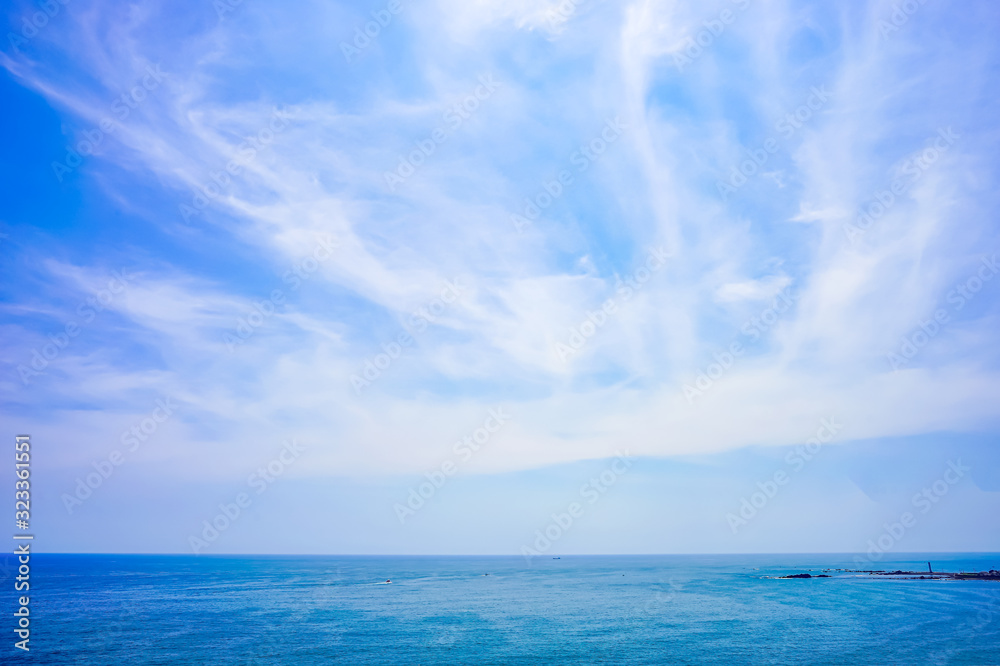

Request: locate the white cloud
(3, 0), (999, 485)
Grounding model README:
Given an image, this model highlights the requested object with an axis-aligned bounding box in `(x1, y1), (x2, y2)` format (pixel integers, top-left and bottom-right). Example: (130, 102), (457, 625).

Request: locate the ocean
(6, 553), (999, 664)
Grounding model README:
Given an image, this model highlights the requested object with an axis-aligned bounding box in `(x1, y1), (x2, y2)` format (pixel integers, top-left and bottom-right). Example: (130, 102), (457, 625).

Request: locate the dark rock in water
(774, 567), (1000, 582)
(953, 570), (1000, 580)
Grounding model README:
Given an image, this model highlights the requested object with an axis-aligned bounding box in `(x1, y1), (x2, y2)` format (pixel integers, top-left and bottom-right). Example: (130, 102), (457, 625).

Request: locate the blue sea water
(4, 553), (999, 664)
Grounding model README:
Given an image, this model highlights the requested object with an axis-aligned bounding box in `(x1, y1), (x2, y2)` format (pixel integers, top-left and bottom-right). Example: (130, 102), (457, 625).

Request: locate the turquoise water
(6, 553), (999, 664)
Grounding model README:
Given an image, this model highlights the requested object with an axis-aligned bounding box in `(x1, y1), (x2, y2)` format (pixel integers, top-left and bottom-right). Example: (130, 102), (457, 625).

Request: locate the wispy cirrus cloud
(2, 0), (999, 553)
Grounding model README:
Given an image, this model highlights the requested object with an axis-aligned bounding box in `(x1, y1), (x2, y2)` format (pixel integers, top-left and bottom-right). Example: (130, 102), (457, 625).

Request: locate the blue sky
(2, 0), (999, 555)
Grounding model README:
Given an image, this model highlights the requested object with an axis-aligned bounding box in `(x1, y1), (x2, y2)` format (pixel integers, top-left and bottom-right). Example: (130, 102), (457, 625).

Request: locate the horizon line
(14, 551), (1000, 557)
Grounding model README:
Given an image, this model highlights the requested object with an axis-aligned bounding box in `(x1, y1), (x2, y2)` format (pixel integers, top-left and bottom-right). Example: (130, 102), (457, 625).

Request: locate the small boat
(385, 579), (391, 583)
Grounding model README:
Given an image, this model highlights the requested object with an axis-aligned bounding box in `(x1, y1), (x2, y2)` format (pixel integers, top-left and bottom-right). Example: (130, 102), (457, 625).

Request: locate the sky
(1, 0), (999, 556)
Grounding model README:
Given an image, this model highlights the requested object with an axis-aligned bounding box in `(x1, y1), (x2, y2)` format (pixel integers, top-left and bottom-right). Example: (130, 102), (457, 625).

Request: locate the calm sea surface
(4, 553), (999, 664)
